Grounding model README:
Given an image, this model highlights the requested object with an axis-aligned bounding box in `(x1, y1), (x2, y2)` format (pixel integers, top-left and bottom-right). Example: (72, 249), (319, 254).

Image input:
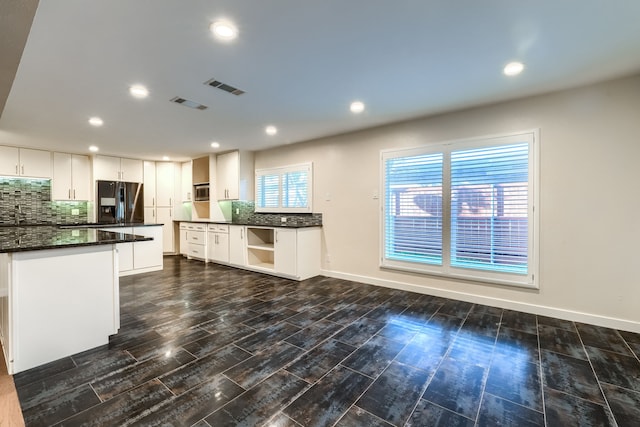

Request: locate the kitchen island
(0, 226), (152, 374)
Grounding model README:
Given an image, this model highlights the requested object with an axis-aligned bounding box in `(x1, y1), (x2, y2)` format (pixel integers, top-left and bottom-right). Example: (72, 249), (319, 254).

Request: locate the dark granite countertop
(174, 220), (322, 229)
(58, 222), (163, 229)
(0, 226), (152, 253)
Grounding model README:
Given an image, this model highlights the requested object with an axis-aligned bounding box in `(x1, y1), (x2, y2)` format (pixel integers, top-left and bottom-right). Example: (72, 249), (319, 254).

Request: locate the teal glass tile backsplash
(0, 177), (88, 225)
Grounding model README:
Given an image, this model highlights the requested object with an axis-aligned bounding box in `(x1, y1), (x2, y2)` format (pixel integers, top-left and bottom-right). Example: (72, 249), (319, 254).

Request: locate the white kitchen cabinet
(93, 155), (143, 182)
(216, 150), (254, 200)
(0, 146), (18, 176)
(229, 225), (246, 266)
(156, 162), (175, 207)
(132, 226), (163, 271)
(99, 226), (163, 275)
(120, 158), (144, 182)
(118, 242), (134, 273)
(99, 227), (134, 273)
(186, 223), (206, 260)
(156, 207), (174, 253)
(0, 146), (51, 178)
(179, 223), (188, 255)
(274, 228), (297, 276)
(207, 224), (229, 263)
(144, 207), (156, 224)
(143, 161), (156, 208)
(245, 226), (320, 280)
(181, 161), (192, 202)
(52, 153), (90, 200)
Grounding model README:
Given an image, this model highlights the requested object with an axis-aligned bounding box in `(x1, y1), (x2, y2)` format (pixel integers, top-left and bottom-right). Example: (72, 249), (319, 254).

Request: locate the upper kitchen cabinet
(52, 153), (91, 200)
(192, 156), (209, 185)
(216, 150), (254, 200)
(143, 161), (156, 207)
(0, 146), (52, 178)
(156, 162), (180, 207)
(181, 161), (192, 202)
(93, 155), (143, 182)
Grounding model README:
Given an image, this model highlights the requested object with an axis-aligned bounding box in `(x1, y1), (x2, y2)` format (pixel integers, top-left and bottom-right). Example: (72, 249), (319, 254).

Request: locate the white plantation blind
(256, 173), (279, 208)
(382, 131), (537, 287)
(384, 152), (443, 265)
(255, 163), (312, 213)
(450, 143), (529, 274)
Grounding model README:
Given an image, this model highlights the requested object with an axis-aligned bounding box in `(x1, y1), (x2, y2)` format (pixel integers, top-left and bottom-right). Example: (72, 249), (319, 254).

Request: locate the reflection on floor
(14, 256), (640, 426)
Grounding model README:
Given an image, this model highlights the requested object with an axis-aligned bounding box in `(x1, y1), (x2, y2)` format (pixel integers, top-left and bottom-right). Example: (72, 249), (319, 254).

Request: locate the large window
(382, 131), (538, 288)
(255, 163), (313, 213)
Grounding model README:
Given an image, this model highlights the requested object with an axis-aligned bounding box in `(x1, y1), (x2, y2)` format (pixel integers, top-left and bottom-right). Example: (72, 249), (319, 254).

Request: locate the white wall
(255, 74), (640, 332)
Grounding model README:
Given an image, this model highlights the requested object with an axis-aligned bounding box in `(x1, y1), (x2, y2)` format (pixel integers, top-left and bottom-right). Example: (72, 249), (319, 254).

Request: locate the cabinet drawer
(186, 224), (206, 232)
(207, 224), (229, 233)
(187, 243), (205, 258)
(187, 230), (205, 243)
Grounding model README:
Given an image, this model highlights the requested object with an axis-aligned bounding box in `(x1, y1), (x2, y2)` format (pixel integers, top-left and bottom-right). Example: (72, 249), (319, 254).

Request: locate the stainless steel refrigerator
(96, 180), (144, 224)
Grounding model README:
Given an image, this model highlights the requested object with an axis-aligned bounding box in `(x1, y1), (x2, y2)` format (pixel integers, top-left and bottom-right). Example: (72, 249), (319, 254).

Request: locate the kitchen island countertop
(0, 225), (152, 253)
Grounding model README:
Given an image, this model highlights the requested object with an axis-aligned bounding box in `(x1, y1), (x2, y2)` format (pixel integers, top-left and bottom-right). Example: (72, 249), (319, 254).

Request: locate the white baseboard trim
(320, 269), (640, 334)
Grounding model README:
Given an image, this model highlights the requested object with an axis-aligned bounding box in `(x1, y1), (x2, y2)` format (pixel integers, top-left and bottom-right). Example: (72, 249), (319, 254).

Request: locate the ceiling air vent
(170, 96), (208, 110)
(204, 78), (245, 96)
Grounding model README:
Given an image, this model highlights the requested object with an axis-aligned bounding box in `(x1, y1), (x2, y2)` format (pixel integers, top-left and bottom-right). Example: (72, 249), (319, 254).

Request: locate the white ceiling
(2, 1), (640, 161)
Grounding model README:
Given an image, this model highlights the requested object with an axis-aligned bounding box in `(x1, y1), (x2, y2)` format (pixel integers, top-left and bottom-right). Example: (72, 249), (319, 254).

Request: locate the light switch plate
(71, 208), (79, 215)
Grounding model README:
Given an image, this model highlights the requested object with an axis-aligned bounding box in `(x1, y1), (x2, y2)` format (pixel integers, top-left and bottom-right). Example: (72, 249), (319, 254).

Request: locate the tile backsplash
(0, 177), (89, 225)
(231, 200), (322, 227)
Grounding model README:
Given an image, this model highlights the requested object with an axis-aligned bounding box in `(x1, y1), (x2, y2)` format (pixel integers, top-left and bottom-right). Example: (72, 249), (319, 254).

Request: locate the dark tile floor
(14, 256), (640, 426)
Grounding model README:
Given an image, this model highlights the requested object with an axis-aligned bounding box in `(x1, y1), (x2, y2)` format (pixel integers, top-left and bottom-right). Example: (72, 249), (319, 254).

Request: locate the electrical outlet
(281, 217), (287, 223)
(236, 208), (240, 215)
(71, 208), (79, 215)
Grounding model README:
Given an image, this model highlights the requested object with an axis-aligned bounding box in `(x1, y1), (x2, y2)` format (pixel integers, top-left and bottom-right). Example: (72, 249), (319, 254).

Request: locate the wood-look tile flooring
(12, 256), (640, 426)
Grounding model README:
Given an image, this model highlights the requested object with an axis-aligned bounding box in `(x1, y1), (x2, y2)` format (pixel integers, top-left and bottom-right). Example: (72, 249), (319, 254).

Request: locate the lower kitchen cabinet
(207, 224), (229, 263)
(99, 226), (163, 276)
(179, 223), (188, 255)
(185, 223), (206, 260)
(229, 225), (246, 266)
(156, 207), (174, 253)
(245, 226), (320, 280)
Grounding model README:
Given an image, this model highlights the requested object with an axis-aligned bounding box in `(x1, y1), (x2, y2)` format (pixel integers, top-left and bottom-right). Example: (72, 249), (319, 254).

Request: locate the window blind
(450, 143), (529, 274)
(384, 152), (443, 265)
(381, 131), (537, 287)
(255, 163), (313, 213)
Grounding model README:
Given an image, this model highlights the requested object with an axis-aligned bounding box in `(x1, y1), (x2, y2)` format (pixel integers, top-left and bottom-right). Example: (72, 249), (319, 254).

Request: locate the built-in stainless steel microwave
(194, 184), (210, 201)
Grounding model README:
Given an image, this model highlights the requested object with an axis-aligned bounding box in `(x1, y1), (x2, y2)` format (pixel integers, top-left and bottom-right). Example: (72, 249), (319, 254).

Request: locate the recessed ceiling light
(503, 62), (524, 76)
(88, 117), (103, 127)
(162, 156), (170, 161)
(210, 20), (238, 41)
(89, 145), (99, 152)
(210, 142), (220, 148)
(265, 125), (277, 136)
(350, 101), (365, 114)
(129, 85), (149, 98)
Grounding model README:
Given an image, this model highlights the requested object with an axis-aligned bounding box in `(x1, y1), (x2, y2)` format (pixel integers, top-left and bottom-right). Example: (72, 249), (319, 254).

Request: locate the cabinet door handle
(169, 198), (172, 207)
(15, 164), (18, 174)
(73, 189), (76, 199)
(240, 228), (243, 239)
(152, 197), (155, 207)
(68, 189), (72, 199)
(21, 165), (24, 175)
(275, 231), (278, 243)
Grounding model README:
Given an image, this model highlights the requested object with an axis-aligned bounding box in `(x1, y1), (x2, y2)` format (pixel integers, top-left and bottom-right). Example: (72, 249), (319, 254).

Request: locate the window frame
(255, 162), (313, 213)
(380, 130), (539, 289)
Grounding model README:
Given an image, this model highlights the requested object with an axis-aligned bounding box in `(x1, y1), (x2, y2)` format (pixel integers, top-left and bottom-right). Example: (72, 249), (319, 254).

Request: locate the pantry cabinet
(52, 153), (90, 200)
